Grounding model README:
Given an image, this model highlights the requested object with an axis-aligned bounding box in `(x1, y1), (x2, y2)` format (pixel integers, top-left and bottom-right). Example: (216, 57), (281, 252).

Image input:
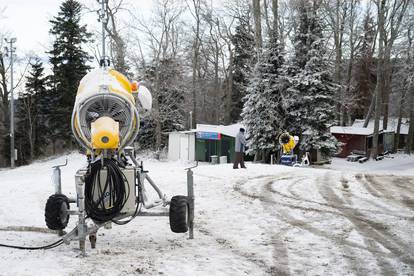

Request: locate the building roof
(331, 117), (410, 136)
(169, 123), (245, 138)
(352, 118), (409, 135)
(330, 126), (375, 135)
(195, 123), (245, 138)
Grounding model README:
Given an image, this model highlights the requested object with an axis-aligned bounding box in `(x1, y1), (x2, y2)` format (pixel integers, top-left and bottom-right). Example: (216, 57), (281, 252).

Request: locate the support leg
(89, 233), (97, 249)
(187, 169), (195, 239)
(75, 173), (87, 257)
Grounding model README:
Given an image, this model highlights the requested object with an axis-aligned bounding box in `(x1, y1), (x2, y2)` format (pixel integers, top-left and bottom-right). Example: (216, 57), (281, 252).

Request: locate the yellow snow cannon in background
(279, 132), (298, 154)
(279, 132), (299, 166)
(71, 68), (152, 154)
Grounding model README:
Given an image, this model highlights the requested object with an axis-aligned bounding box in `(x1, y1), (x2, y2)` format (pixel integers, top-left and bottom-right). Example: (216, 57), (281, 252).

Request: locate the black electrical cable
(85, 158), (130, 223)
(0, 239), (64, 250)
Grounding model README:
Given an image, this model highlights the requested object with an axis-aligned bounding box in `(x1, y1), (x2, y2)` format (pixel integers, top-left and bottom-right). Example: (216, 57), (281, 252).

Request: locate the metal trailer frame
(51, 156), (196, 257)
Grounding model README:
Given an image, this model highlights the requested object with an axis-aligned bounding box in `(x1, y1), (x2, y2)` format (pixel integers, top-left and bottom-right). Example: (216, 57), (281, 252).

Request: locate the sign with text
(196, 131), (221, 140)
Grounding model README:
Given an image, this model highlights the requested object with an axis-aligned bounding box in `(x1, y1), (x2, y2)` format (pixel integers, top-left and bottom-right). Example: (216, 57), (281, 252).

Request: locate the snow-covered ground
(0, 153), (413, 275)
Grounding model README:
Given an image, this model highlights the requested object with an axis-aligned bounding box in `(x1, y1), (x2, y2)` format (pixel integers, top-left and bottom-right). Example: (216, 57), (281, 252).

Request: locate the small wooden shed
(330, 126), (384, 158)
(352, 118), (410, 150)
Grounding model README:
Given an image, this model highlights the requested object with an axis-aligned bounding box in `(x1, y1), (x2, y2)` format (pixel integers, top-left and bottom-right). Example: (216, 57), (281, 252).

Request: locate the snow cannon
(71, 68), (152, 153)
(279, 132), (299, 166)
(44, 66), (194, 257)
(279, 132), (298, 154)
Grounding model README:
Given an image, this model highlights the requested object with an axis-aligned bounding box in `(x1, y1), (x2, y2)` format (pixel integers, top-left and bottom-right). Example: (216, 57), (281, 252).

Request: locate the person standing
(233, 128), (247, 169)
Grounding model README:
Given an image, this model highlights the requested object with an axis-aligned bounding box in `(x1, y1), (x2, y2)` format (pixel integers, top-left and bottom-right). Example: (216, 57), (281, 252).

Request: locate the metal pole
(98, 0), (108, 66)
(101, 0), (106, 59)
(5, 38), (16, 168)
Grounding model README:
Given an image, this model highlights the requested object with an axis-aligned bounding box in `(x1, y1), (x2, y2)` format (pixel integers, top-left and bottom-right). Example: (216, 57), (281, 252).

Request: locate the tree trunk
(382, 48), (392, 131)
(372, 0), (386, 159)
(252, 0), (262, 50)
(394, 88), (406, 152)
(272, 0), (278, 38)
(263, 0), (271, 33)
(226, 49), (234, 124)
(406, 83), (414, 154)
(363, 94), (375, 127)
(191, 0), (201, 128)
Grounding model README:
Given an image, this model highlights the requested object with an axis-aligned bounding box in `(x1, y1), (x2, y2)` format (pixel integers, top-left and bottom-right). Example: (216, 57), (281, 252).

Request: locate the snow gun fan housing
(71, 68), (152, 153)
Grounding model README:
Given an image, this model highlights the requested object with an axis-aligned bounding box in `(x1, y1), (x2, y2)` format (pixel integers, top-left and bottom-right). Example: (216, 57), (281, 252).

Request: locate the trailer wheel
(169, 195), (189, 233)
(45, 194), (70, 230)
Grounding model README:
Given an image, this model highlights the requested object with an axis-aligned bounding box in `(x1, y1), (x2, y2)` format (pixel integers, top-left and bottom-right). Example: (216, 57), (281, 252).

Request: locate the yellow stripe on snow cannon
(91, 116), (120, 149)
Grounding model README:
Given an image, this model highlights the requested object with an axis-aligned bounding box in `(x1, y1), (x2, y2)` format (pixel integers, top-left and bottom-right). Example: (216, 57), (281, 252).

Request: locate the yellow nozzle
(91, 117), (120, 149)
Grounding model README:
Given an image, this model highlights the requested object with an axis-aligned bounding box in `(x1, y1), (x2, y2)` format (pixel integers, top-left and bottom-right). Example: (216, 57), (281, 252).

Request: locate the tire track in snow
(234, 176), (398, 257)
(197, 226), (278, 275)
(364, 174), (414, 212)
(194, 173), (281, 275)
(263, 178), (370, 275)
(235, 174), (393, 275)
(318, 172), (414, 274)
(235, 174), (408, 275)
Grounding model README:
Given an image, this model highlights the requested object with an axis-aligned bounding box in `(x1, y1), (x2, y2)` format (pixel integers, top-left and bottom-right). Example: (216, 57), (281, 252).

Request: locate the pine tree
(15, 58), (48, 163)
(230, 18), (255, 123)
(48, 0), (92, 146)
(283, 0), (339, 157)
(137, 58), (186, 149)
(242, 29), (285, 161)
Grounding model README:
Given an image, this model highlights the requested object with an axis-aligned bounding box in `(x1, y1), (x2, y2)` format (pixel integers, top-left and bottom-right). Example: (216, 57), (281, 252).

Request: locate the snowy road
(234, 172), (414, 275)
(0, 153), (413, 275)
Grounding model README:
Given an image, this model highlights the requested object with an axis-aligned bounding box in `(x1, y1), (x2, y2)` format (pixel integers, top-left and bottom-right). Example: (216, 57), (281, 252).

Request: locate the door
(221, 139), (230, 163)
(196, 140), (206, 161)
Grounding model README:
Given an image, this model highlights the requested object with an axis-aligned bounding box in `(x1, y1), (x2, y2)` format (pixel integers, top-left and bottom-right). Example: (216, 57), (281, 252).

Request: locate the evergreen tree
(48, 0), (92, 146)
(242, 29), (285, 161)
(15, 58), (48, 163)
(230, 17), (255, 123)
(137, 58), (186, 149)
(283, 0), (339, 157)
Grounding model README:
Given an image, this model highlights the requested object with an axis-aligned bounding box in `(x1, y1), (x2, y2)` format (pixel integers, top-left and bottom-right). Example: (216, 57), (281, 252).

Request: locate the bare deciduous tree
(253, 0), (263, 50)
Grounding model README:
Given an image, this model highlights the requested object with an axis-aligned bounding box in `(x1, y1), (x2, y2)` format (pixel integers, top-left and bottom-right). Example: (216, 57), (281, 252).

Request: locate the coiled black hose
(85, 158), (130, 222)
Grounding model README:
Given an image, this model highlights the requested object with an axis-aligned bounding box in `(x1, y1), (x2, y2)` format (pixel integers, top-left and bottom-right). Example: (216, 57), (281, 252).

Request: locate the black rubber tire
(169, 195), (189, 233)
(45, 194), (70, 230)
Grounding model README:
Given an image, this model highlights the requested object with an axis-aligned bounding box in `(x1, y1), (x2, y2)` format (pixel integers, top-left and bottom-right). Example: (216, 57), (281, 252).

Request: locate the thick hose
(84, 159), (130, 222)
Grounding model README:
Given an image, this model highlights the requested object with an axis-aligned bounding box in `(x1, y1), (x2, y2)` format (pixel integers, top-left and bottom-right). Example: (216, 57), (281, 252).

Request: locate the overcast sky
(0, 0), (153, 59)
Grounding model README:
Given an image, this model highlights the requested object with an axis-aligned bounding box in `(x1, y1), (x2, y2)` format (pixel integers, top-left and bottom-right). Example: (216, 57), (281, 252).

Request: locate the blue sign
(196, 131), (221, 140)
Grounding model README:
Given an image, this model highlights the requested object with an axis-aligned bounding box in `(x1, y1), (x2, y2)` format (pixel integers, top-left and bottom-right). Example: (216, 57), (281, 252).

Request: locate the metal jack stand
(52, 159), (68, 236)
(186, 162), (198, 239)
(75, 173), (87, 257)
(52, 159), (67, 195)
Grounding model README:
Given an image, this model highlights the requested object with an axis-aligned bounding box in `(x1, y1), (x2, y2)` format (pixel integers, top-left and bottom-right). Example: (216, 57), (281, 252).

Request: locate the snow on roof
(195, 123), (245, 138)
(330, 126), (374, 135)
(352, 118), (409, 135)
